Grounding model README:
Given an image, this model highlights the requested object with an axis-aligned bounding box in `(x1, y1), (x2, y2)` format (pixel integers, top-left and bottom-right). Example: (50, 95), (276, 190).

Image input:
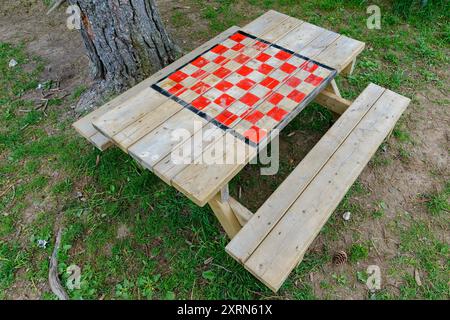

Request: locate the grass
(423, 182), (450, 216)
(1, 0), (449, 300)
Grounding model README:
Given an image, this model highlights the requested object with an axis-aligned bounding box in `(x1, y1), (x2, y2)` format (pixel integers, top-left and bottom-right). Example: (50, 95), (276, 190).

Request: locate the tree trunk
(70, 0), (180, 110)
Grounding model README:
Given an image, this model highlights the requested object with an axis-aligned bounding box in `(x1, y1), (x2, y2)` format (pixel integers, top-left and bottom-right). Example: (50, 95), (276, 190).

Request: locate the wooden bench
(225, 83), (410, 292)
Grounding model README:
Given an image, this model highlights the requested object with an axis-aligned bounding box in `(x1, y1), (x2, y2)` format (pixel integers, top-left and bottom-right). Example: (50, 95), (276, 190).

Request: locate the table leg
(342, 58), (357, 76)
(325, 79), (342, 98)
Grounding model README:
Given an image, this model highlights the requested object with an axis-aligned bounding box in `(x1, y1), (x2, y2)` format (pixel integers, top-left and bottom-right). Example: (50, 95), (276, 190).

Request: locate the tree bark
(70, 0), (180, 110)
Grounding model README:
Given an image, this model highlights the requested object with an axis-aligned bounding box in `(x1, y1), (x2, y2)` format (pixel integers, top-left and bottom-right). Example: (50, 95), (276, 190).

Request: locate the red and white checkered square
(154, 31), (335, 145)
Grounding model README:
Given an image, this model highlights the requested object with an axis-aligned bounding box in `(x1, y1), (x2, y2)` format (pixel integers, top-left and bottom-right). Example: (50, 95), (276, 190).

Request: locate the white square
(270, 69), (289, 82)
(276, 84), (293, 96)
(246, 59), (262, 70)
(264, 56), (283, 68)
(226, 101), (248, 116)
(289, 56), (307, 68)
(203, 103), (224, 118)
(256, 115), (278, 131)
(226, 73), (245, 85)
(222, 38), (237, 49)
(202, 51), (219, 62)
(247, 71), (266, 83)
(181, 63), (200, 75)
(250, 84), (271, 98)
(202, 74), (221, 86)
(203, 88), (223, 101)
(222, 49), (238, 59)
(223, 60), (241, 71)
(202, 62), (220, 73)
(227, 86), (247, 100)
(264, 46), (281, 57)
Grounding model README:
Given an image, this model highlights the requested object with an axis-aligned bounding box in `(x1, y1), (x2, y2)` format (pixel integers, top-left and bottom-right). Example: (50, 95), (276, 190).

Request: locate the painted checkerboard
(152, 31), (336, 146)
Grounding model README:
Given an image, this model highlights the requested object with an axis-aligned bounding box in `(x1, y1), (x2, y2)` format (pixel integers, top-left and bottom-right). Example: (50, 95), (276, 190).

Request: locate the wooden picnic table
(73, 10), (410, 292)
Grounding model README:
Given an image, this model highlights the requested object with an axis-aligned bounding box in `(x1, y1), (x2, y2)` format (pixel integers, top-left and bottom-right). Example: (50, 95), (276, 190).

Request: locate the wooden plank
(172, 133), (257, 207)
(93, 88), (169, 139)
(229, 198), (254, 227)
(276, 22), (327, 52)
(105, 12), (295, 153)
(72, 25), (241, 142)
(241, 10), (289, 35)
(315, 35), (365, 72)
(127, 108), (208, 166)
(243, 89), (410, 292)
(297, 30), (340, 58)
(314, 90), (352, 115)
(89, 131), (113, 151)
(208, 193), (242, 238)
(226, 83), (386, 264)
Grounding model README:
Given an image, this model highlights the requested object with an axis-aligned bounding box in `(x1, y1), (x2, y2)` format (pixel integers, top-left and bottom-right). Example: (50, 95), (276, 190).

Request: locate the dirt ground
(0, 1), (448, 300)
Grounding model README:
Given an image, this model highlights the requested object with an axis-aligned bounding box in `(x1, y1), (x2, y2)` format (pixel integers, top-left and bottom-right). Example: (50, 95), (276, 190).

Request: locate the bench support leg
(208, 184), (254, 238)
(314, 91), (352, 115)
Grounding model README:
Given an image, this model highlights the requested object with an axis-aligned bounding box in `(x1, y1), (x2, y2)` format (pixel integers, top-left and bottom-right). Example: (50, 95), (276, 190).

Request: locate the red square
(191, 96), (211, 110)
(280, 62), (297, 74)
(304, 74), (324, 86)
(234, 53), (251, 64)
(191, 81), (211, 94)
(215, 80), (233, 92)
(213, 67), (232, 78)
(231, 43), (245, 51)
(253, 41), (269, 51)
(286, 76), (301, 88)
(213, 56), (229, 65)
(229, 33), (247, 42)
(191, 56), (209, 68)
(191, 69), (206, 79)
(240, 92), (260, 107)
(258, 63), (274, 75)
(267, 107), (288, 122)
(243, 110), (264, 124)
(260, 77), (279, 90)
(236, 78), (256, 91)
(216, 110), (238, 126)
(244, 126), (267, 144)
(237, 65), (253, 76)
(303, 62), (318, 72)
(211, 44), (228, 54)
(287, 90), (306, 103)
(168, 70), (188, 82)
(168, 83), (187, 96)
(267, 92), (284, 105)
(274, 50), (292, 61)
(214, 94), (235, 108)
(256, 52), (271, 62)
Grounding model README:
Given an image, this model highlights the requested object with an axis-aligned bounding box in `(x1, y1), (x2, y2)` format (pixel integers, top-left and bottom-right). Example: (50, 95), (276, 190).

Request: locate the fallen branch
(49, 227), (69, 300)
(47, 0), (66, 15)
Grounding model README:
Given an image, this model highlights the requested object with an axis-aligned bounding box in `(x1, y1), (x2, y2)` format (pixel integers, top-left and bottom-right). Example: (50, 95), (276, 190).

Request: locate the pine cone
(333, 250), (348, 265)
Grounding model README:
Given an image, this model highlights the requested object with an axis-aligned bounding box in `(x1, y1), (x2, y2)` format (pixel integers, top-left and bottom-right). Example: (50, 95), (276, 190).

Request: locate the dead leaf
(414, 269), (422, 286)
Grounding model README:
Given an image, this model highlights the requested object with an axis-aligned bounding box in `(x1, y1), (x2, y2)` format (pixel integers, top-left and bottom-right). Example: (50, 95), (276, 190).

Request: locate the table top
(87, 10), (365, 207)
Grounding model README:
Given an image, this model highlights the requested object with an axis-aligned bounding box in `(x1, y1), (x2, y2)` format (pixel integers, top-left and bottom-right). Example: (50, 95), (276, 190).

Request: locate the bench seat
(225, 83), (410, 292)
